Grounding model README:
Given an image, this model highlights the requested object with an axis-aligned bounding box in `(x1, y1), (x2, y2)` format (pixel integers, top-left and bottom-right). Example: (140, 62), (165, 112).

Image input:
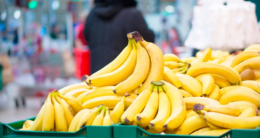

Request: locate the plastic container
(74, 48), (90, 79)
(0, 117), (112, 138)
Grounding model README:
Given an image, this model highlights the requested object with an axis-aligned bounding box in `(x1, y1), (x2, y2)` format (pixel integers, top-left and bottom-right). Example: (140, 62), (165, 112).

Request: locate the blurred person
(75, 12), (89, 49)
(84, 0), (154, 74)
(50, 24), (59, 39)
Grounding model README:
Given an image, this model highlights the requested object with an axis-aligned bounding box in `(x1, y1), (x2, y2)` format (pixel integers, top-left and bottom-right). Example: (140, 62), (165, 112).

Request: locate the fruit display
(18, 32), (260, 137)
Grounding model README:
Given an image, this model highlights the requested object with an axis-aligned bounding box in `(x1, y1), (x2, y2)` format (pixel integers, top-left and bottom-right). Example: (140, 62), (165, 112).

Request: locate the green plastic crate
(0, 117), (112, 138)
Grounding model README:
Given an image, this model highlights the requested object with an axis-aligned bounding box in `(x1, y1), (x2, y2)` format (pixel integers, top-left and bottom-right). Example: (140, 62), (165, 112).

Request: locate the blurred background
(0, 0), (260, 123)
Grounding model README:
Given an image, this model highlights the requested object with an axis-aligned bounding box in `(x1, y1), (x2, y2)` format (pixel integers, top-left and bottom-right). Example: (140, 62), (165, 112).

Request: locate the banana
(172, 67), (185, 73)
(176, 74), (202, 97)
(240, 69), (256, 81)
(190, 127), (212, 135)
(164, 61), (184, 69)
(111, 96), (125, 124)
(238, 107), (257, 118)
(244, 44), (260, 51)
(186, 62), (241, 85)
(162, 81), (186, 130)
(149, 86), (171, 132)
(184, 97), (220, 110)
(65, 88), (89, 98)
(42, 94), (54, 131)
(203, 73), (231, 88)
(86, 106), (103, 126)
(219, 88), (260, 107)
(91, 41), (132, 77)
(51, 93), (67, 131)
(22, 120), (34, 129)
(58, 82), (91, 95)
(92, 106), (106, 126)
(135, 86), (159, 128)
(253, 69), (260, 79)
(68, 109), (90, 132)
(186, 111), (198, 119)
(76, 90), (92, 103)
(231, 101), (258, 112)
(242, 80), (260, 94)
(180, 89), (193, 97)
(208, 84), (220, 100)
(88, 39), (137, 87)
(201, 103), (241, 116)
(198, 48), (212, 62)
(181, 57), (196, 63)
(206, 121), (223, 129)
(81, 86), (115, 103)
(230, 50), (260, 68)
(114, 40), (150, 95)
(121, 84), (153, 124)
(197, 129), (230, 136)
(195, 74), (215, 96)
(103, 107), (113, 126)
(55, 95), (74, 127)
(164, 54), (181, 62)
(234, 57), (260, 74)
(138, 38), (164, 94)
(162, 66), (181, 88)
(174, 115), (207, 135)
(57, 92), (83, 114)
(220, 86), (253, 96)
(82, 95), (134, 109)
(209, 59), (222, 64)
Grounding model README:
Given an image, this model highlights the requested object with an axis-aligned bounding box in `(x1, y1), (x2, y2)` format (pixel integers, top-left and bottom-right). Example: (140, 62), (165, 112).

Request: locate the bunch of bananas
(163, 54), (190, 74)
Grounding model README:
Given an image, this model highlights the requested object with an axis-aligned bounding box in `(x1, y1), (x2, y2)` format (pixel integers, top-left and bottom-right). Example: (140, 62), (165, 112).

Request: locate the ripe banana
(230, 50), (260, 68)
(180, 89), (193, 98)
(164, 61), (184, 69)
(138, 39), (164, 94)
(121, 84), (153, 124)
(202, 103), (240, 116)
(92, 106), (106, 126)
(186, 110), (198, 119)
(244, 44), (260, 51)
(103, 107), (113, 126)
(57, 92), (83, 114)
(164, 54), (181, 62)
(184, 97), (220, 110)
(198, 48), (212, 62)
(51, 93), (67, 131)
(195, 74), (215, 96)
(111, 96), (125, 124)
(190, 127), (212, 135)
(186, 62), (241, 85)
(177, 74), (202, 97)
(253, 69), (260, 79)
(23, 104), (45, 131)
(231, 101), (258, 112)
(219, 88), (260, 107)
(203, 73), (231, 88)
(238, 107), (256, 118)
(206, 121), (223, 129)
(162, 66), (181, 88)
(197, 129), (230, 136)
(76, 90), (92, 103)
(81, 86), (115, 103)
(241, 80), (260, 94)
(21, 120), (34, 130)
(91, 41), (132, 77)
(208, 84), (220, 100)
(135, 86), (159, 128)
(68, 109), (90, 132)
(58, 82), (91, 95)
(149, 86), (171, 132)
(174, 115), (207, 135)
(172, 67), (185, 73)
(234, 57), (260, 74)
(162, 81), (186, 130)
(88, 39), (137, 87)
(83, 95), (134, 109)
(220, 86), (253, 96)
(114, 40), (150, 95)
(65, 88), (88, 98)
(42, 94), (54, 131)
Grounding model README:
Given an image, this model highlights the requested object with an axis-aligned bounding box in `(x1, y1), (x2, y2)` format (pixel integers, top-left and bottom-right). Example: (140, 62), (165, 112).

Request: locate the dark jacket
(84, 3), (154, 74)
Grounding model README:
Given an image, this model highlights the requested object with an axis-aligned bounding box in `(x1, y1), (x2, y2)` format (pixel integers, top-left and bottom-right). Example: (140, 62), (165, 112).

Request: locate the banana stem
(127, 31), (143, 42)
(151, 81), (165, 86)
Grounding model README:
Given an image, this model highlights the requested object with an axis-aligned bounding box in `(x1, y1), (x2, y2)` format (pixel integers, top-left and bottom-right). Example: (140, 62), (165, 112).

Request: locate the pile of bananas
(19, 31), (260, 136)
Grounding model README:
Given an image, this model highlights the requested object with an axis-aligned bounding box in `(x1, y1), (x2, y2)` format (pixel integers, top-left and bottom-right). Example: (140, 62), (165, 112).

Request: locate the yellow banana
(138, 39), (164, 94)
(186, 110), (198, 119)
(244, 44), (260, 51)
(253, 69), (260, 79)
(149, 86), (171, 132)
(164, 53), (181, 62)
(65, 88), (88, 98)
(219, 88), (260, 107)
(234, 57), (260, 74)
(58, 82), (91, 95)
(197, 129), (230, 136)
(91, 41), (132, 77)
(190, 127), (212, 135)
(230, 50), (260, 68)
(22, 120), (34, 129)
(164, 61), (184, 69)
(184, 97), (220, 110)
(103, 107), (113, 126)
(202, 103), (240, 116)
(162, 81), (186, 130)
(174, 115), (207, 135)
(172, 67), (185, 73)
(42, 94), (54, 131)
(82, 95), (134, 109)
(195, 74), (215, 96)
(111, 96), (125, 124)
(23, 104), (45, 131)
(114, 40), (150, 95)
(162, 66), (181, 88)
(187, 62), (241, 85)
(180, 89), (193, 97)
(76, 90), (92, 103)
(88, 39), (137, 87)
(135, 86), (159, 128)
(81, 86), (115, 103)
(181, 57), (196, 63)
(68, 109), (90, 132)
(242, 80), (260, 94)
(198, 48), (212, 62)
(51, 93), (67, 131)
(238, 107), (256, 118)
(57, 92), (83, 114)
(206, 121), (223, 129)
(220, 86), (253, 96)
(121, 84), (153, 124)
(176, 74), (202, 97)
(208, 84), (220, 100)
(231, 101), (258, 112)
(92, 106), (106, 126)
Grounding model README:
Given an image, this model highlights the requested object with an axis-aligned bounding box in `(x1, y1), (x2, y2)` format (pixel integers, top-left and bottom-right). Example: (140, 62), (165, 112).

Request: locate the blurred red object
(74, 48), (90, 79)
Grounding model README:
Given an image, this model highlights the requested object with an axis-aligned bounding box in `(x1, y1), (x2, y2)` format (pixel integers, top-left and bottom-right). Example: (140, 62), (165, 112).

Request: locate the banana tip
(113, 90), (116, 94)
(81, 75), (88, 82)
(150, 123), (154, 127)
(124, 118), (129, 123)
(163, 124), (168, 128)
(136, 116), (141, 121)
